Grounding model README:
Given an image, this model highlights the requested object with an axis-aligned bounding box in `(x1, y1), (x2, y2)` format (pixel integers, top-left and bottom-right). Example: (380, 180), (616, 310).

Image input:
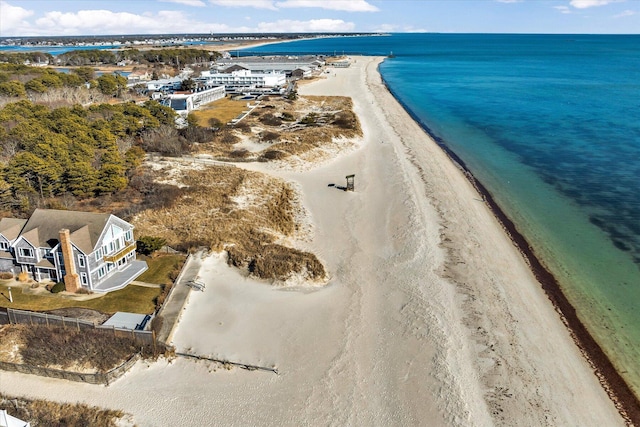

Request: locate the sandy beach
(0, 56), (625, 426)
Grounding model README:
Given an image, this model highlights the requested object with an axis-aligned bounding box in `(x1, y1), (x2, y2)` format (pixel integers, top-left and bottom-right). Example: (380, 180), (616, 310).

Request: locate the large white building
(166, 85), (226, 114)
(198, 69), (286, 89)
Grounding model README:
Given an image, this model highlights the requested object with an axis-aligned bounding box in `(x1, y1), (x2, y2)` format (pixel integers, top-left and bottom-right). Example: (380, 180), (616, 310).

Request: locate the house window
(0, 241), (8, 250)
(98, 266), (106, 278)
(78, 256), (85, 268)
(95, 248), (103, 261)
(125, 230), (133, 241)
(19, 247), (34, 257)
(81, 273), (88, 285)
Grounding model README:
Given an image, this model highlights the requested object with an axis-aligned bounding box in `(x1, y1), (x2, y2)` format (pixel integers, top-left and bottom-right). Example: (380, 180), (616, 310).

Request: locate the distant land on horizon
(0, 33), (381, 46)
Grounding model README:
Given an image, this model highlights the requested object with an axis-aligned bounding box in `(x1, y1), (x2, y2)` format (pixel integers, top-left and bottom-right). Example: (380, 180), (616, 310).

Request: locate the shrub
(50, 281), (66, 293)
(300, 113), (318, 125)
(260, 150), (288, 161)
(333, 111), (358, 129)
(281, 111), (295, 121)
(229, 149), (250, 158)
(17, 271), (28, 282)
(233, 121), (251, 132)
(219, 129), (240, 144)
(0, 272), (13, 280)
(137, 236), (167, 256)
(208, 117), (222, 128)
(259, 113), (282, 126)
(260, 131), (280, 142)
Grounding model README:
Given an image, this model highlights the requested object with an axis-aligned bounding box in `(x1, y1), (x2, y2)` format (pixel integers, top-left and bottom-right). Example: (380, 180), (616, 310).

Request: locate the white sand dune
(0, 56), (623, 426)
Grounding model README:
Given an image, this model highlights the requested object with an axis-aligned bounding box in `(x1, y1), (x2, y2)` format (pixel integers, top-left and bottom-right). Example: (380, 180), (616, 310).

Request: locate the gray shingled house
(0, 209), (147, 293)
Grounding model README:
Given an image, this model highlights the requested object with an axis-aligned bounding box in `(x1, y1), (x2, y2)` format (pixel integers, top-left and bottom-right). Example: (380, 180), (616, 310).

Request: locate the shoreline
(0, 54), (629, 426)
(380, 68), (640, 424)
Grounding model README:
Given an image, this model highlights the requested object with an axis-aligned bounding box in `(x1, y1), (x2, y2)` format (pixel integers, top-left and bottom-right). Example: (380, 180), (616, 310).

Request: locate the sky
(1, 0), (639, 37)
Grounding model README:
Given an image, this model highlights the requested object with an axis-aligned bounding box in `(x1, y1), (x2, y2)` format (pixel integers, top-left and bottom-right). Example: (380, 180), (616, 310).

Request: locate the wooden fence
(0, 352), (140, 385)
(5, 308), (156, 348)
(0, 308), (163, 385)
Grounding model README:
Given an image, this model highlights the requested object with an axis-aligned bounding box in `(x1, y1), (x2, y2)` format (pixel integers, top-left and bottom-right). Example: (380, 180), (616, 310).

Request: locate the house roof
(0, 218), (27, 241)
(20, 209), (111, 253)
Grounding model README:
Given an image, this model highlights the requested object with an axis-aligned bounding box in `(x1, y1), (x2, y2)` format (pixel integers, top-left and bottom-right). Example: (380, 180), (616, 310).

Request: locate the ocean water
(248, 34), (640, 396)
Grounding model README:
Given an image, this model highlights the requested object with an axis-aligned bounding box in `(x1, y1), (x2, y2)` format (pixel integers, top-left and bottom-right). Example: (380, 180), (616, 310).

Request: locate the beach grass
(133, 164), (325, 282)
(0, 393), (126, 427)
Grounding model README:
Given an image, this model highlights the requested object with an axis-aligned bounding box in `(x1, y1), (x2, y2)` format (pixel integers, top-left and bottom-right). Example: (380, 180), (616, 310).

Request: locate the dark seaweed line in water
(380, 73), (640, 426)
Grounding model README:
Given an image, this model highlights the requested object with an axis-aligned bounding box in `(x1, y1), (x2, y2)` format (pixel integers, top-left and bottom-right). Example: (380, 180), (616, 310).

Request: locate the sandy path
(0, 57), (624, 427)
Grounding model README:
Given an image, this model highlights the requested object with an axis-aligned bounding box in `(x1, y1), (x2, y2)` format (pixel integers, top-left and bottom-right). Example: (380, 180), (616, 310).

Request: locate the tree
(24, 79), (48, 93)
(180, 78), (196, 92)
(143, 100), (176, 126)
(72, 66), (95, 82)
(64, 161), (98, 198)
(5, 151), (62, 199)
(0, 81), (26, 97)
(136, 236), (167, 255)
(96, 74), (126, 96)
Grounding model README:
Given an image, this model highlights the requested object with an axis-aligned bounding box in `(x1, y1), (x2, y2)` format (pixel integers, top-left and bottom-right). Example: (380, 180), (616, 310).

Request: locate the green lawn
(136, 254), (186, 285)
(0, 283), (161, 315)
(0, 254), (184, 315)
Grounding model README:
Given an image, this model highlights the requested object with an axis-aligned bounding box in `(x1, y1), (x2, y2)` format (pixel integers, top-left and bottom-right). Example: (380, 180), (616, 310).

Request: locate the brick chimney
(59, 229), (80, 293)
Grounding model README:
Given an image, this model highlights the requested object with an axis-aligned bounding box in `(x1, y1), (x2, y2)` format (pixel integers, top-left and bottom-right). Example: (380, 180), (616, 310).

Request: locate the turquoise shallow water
(248, 34), (640, 396)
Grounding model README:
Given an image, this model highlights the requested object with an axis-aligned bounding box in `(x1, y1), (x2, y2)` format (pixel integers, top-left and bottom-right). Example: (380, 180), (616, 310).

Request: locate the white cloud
(0, 1), (34, 35)
(159, 0), (206, 6)
(30, 9), (216, 35)
(256, 18), (355, 32)
(0, 0), (359, 36)
(569, 0), (624, 9)
(496, 0), (522, 3)
(554, 5), (572, 13)
(276, 0), (379, 12)
(614, 9), (636, 17)
(209, 0), (277, 9)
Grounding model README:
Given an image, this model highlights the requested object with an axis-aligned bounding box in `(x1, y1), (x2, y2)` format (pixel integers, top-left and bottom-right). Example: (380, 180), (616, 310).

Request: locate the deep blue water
(248, 34), (640, 395)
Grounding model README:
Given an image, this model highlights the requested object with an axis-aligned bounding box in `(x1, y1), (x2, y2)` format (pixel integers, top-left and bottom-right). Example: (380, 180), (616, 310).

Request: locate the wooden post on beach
(346, 174), (355, 192)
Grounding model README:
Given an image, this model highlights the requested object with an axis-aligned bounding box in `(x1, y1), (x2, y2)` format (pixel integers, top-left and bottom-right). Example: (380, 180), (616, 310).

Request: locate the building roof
(103, 312), (152, 330)
(0, 410), (30, 427)
(0, 218), (27, 241)
(222, 64), (249, 73)
(20, 209), (111, 253)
